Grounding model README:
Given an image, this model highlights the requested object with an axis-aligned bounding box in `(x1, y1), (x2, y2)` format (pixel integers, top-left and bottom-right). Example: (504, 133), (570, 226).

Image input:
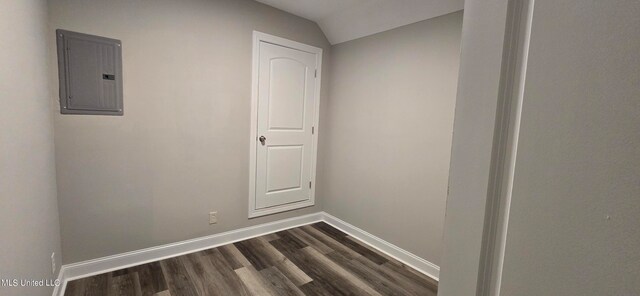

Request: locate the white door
(250, 33), (321, 217)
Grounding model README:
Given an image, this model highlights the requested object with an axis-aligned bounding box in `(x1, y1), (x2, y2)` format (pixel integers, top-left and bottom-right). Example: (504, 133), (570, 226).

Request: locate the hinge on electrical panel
(309, 181), (312, 188)
(312, 126), (315, 135)
(314, 69), (317, 78)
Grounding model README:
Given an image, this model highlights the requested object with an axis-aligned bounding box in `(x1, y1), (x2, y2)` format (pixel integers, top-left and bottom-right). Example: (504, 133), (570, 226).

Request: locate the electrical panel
(56, 29), (123, 115)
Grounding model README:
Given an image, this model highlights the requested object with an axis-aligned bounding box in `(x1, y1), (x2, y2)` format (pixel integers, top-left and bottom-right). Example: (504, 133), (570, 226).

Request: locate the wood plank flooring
(65, 222), (438, 296)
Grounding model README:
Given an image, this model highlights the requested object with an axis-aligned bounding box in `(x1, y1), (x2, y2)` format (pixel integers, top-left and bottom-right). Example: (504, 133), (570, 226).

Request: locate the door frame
(438, 0), (534, 295)
(248, 31), (323, 218)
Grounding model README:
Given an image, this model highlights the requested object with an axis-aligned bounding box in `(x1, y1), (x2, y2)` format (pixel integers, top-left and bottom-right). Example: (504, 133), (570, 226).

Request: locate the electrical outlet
(51, 253), (56, 275)
(209, 211), (218, 224)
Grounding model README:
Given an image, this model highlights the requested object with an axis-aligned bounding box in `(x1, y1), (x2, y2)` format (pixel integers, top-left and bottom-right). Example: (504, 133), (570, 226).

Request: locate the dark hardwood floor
(64, 222), (438, 296)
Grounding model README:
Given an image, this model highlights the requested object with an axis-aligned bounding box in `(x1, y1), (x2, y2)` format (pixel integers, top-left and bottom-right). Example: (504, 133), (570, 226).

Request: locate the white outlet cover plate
(209, 212), (217, 224)
(51, 253), (56, 274)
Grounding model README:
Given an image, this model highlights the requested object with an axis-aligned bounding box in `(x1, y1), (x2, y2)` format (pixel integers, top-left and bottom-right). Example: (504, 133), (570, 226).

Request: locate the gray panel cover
(56, 29), (123, 115)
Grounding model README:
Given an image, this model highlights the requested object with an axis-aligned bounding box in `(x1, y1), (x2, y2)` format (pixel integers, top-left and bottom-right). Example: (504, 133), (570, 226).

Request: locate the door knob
(259, 136), (266, 145)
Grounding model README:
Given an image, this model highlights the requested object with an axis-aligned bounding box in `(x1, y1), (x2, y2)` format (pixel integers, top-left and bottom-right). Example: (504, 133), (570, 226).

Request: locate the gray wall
(319, 11), (462, 265)
(0, 0), (62, 295)
(440, 0), (640, 294)
(47, 0), (331, 264)
(500, 1), (640, 294)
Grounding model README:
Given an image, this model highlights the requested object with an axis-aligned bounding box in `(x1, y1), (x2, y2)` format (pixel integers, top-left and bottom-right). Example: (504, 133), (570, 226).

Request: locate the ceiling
(255, 0), (465, 45)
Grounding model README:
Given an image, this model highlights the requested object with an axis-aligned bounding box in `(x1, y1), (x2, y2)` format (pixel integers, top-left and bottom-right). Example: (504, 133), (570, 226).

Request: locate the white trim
(53, 211), (440, 296)
(491, 1), (534, 295)
(52, 212), (323, 296)
(321, 212), (440, 281)
(51, 266), (65, 296)
(248, 31), (323, 218)
(476, 1), (535, 295)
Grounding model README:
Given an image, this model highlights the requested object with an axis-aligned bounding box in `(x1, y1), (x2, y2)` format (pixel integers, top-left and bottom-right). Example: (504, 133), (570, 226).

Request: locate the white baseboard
(320, 212), (440, 281)
(53, 211), (439, 296)
(53, 212), (322, 296)
(51, 265), (65, 296)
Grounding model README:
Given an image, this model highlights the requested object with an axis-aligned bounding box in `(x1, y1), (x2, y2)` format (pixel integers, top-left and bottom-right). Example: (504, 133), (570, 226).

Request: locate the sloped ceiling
(255, 0), (464, 45)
